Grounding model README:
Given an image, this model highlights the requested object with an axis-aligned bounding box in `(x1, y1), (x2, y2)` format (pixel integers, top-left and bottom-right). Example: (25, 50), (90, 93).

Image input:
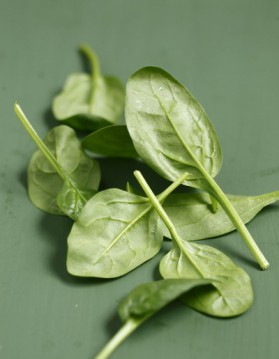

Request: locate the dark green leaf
(95, 278), (211, 358)
(119, 278), (212, 321)
(82, 125), (138, 158)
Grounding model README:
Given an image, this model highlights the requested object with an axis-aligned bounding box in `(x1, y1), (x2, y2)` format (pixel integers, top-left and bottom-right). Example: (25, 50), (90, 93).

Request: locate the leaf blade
(119, 278), (212, 321)
(67, 189), (163, 278)
(82, 125), (138, 158)
(52, 46), (125, 131)
(163, 191), (279, 241)
(125, 66), (222, 190)
(160, 240), (254, 317)
(28, 125), (100, 216)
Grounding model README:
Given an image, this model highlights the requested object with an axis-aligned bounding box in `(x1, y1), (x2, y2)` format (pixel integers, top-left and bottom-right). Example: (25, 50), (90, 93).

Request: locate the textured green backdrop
(1, 1), (279, 358)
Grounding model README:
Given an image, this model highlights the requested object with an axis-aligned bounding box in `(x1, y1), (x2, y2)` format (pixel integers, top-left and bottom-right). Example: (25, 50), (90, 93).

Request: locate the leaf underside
(67, 189), (163, 278)
(28, 125), (100, 215)
(53, 73), (124, 131)
(163, 191), (279, 240)
(160, 240), (253, 317)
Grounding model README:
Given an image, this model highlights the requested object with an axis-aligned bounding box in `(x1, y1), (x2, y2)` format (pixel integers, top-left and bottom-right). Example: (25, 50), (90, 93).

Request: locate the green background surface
(1, 0), (279, 358)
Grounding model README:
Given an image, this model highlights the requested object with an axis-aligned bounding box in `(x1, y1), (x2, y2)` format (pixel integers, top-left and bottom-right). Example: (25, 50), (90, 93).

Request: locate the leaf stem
(157, 171), (190, 202)
(79, 44), (100, 110)
(94, 318), (143, 359)
(14, 102), (65, 179)
(201, 170), (269, 270)
(134, 171), (181, 241)
(14, 102), (88, 211)
(134, 171), (207, 277)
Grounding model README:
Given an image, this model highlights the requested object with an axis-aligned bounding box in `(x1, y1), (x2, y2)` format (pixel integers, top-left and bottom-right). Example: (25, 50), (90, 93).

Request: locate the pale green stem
(134, 171), (223, 284)
(94, 318), (144, 359)
(200, 169), (269, 270)
(95, 172), (192, 359)
(14, 102), (87, 207)
(134, 171), (182, 242)
(14, 102), (64, 178)
(79, 43), (100, 110)
(157, 171), (190, 203)
(209, 194), (218, 213)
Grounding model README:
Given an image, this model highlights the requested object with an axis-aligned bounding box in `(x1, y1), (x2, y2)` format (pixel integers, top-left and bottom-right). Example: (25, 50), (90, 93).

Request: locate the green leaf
(118, 278), (212, 321)
(125, 66), (222, 191)
(163, 191), (279, 241)
(52, 45), (125, 131)
(82, 125), (138, 158)
(67, 189), (163, 278)
(27, 125), (100, 217)
(95, 279), (211, 359)
(126, 67), (269, 270)
(134, 170), (253, 318)
(160, 240), (253, 317)
(57, 180), (97, 220)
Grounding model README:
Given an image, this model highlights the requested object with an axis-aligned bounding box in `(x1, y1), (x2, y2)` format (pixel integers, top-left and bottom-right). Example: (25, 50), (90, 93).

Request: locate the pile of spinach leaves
(15, 46), (279, 359)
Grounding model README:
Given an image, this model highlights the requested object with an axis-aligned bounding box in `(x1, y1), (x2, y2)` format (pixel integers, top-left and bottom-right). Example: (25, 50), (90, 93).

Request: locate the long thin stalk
(94, 318), (145, 359)
(79, 44), (100, 110)
(14, 102), (64, 178)
(14, 102), (87, 207)
(199, 167), (269, 270)
(134, 171), (206, 276)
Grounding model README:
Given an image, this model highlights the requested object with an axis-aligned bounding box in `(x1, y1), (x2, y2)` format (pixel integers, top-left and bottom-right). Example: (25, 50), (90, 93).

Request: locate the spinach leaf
(95, 278), (211, 359)
(164, 191), (279, 241)
(14, 103), (100, 220)
(126, 66), (222, 191)
(126, 67), (269, 270)
(67, 171), (191, 277)
(66, 189), (162, 278)
(52, 45), (125, 131)
(134, 171), (254, 317)
(82, 125), (138, 158)
(160, 241), (253, 317)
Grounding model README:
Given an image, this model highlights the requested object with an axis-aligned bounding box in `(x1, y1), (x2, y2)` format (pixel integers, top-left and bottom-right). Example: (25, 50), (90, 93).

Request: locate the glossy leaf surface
(28, 125), (100, 216)
(126, 67), (269, 270)
(125, 66), (222, 190)
(164, 191), (279, 240)
(67, 189), (163, 278)
(82, 125), (138, 158)
(160, 240), (253, 317)
(52, 46), (125, 131)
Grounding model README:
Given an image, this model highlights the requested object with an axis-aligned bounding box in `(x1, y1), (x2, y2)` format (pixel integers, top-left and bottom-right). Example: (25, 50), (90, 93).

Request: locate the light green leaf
(57, 180), (97, 220)
(160, 240), (253, 317)
(82, 125), (138, 158)
(28, 125), (100, 216)
(67, 189), (163, 278)
(164, 191), (279, 240)
(52, 45), (125, 131)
